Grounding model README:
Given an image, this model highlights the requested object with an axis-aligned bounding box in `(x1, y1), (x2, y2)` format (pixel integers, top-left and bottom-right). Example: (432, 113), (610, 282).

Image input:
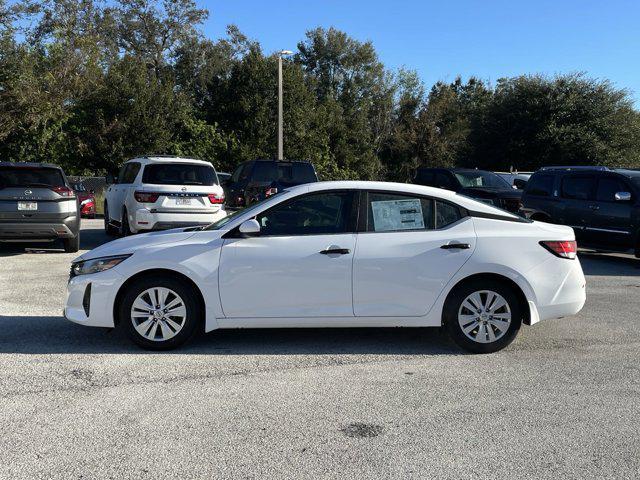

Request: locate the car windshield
(0, 166), (65, 188)
(142, 163), (218, 186)
(205, 192), (285, 230)
(454, 171), (511, 188)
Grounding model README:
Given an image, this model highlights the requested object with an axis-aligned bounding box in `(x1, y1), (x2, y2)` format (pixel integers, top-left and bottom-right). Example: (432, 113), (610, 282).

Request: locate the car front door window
(257, 192), (354, 236)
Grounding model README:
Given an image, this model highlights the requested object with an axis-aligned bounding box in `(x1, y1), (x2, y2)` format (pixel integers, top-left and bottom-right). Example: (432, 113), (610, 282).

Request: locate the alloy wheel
(457, 290), (512, 344)
(130, 287), (187, 342)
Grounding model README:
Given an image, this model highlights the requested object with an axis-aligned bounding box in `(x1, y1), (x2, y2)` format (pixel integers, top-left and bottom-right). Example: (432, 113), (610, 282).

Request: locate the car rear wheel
(120, 208), (131, 236)
(444, 279), (522, 354)
(104, 203), (118, 236)
(120, 276), (201, 350)
(63, 233), (80, 253)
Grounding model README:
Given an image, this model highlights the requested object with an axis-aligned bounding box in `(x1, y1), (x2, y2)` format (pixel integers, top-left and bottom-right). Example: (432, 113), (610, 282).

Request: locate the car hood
(74, 228), (223, 262)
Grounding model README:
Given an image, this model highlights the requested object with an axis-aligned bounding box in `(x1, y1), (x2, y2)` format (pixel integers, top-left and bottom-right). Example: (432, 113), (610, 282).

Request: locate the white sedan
(65, 181), (586, 353)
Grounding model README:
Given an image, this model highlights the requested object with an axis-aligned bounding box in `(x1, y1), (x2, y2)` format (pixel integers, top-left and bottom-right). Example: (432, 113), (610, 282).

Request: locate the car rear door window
(118, 162), (141, 184)
(256, 191), (354, 236)
(596, 177), (631, 202)
(562, 176), (596, 200)
(525, 174), (554, 197)
(435, 201), (463, 228)
(435, 173), (455, 189)
(141, 163), (215, 185)
(366, 192), (435, 232)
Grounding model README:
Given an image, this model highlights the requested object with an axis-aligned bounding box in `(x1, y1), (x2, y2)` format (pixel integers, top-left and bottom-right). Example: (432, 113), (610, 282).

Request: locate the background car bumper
(133, 208), (227, 231)
(0, 216), (78, 240)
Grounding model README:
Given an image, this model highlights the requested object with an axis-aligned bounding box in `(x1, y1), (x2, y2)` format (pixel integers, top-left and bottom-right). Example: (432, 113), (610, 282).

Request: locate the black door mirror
(614, 191), (631, 202)
(105, 173), (116, 185)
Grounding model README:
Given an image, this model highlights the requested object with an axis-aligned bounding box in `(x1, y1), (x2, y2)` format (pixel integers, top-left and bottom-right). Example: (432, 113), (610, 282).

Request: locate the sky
(200, 0), (640, 104)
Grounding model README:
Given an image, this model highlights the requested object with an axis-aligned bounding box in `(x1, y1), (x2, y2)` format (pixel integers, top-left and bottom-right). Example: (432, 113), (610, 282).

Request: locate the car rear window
(0, 166), (65, 188)
(142, 163), (218, 186)
(252, 162), (317, 184)
(525, 174), (554, 197)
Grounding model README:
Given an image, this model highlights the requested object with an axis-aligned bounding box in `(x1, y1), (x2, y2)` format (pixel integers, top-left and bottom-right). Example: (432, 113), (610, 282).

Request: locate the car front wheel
(444, 279), (522, 354)
(119, 276), (202, 350)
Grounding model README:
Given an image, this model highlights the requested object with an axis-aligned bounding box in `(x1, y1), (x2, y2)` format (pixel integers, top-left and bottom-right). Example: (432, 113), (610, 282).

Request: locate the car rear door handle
(320, 248), (350, 255)
(440, 243), (470, 250)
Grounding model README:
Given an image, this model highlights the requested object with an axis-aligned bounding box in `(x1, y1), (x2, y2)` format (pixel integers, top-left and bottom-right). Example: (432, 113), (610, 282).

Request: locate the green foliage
(1, 1), (639, 179)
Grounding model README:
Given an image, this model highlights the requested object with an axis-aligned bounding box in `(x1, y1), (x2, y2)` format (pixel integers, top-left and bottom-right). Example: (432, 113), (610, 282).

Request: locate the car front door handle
(320, 247), (351, 255)
(440, 243), (471, 250)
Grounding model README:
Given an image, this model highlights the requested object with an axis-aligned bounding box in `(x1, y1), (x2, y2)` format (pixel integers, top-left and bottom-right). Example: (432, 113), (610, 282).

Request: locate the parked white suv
(104, 156), (226, 235)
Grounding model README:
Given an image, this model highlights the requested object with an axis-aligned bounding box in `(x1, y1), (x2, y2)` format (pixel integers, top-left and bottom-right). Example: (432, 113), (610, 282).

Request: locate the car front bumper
(64, 268), (124, 328)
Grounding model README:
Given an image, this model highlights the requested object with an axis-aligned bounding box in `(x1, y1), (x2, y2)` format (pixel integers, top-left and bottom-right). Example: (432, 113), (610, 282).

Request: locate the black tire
(119, 275), (202, 350)
(444, 278), (522, 354)
(104, 203), (118, 236)
(120, 208), (131, 237)
(63, 233), (80, 253)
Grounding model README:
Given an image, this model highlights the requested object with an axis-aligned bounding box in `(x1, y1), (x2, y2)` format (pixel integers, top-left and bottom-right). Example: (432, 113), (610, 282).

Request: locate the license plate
(175, 198), (191, 205)
(18, 201), (37, 211)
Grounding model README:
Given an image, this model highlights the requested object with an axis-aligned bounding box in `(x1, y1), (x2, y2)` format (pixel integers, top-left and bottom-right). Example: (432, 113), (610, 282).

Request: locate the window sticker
(371, 199), (425, 232)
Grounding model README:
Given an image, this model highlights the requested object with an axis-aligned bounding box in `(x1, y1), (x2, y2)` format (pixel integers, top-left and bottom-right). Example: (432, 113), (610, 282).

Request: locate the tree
(470, 74), (640, 170)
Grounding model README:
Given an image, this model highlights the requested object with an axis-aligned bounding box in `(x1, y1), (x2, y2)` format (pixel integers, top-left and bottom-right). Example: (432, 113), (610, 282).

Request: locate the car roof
(286, 180), (520, 217)
(125, 156), (213, 166)
(417, 167), (495, 174)
(0, 162), (62, 169)
(252, 159), (313, 164)
(535, 166), (640, 179)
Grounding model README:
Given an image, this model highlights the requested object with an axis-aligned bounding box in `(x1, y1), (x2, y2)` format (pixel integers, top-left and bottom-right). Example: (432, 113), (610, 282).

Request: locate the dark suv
(413, 167), (522, 213)
(223, 159), (318, 208)
(521, 166), (640, 257)
(0, 162), (80, 252)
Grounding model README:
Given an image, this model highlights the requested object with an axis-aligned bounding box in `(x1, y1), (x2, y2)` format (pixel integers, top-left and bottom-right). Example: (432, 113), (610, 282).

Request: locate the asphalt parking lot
(1, 219), (639, 479)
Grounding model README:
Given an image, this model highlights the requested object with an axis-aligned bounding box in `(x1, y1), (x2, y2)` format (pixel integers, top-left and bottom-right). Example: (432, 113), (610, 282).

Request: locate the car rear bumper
(0, 215), (79, 240)
(529, 257), (586, 323)
(133, 208), (227, 231)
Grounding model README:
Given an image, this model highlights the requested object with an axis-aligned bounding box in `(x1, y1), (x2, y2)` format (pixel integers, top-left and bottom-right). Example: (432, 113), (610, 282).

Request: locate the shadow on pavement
(579, 253), (640, 277)
(0, 315), (461, 355)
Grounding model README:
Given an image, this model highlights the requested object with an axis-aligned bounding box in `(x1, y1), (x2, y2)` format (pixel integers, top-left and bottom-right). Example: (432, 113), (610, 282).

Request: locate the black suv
(223, 159), (318, 208)
(0, 162), (80, 252)
(521, 166), (640, 257)
(413, 167), (522, 213)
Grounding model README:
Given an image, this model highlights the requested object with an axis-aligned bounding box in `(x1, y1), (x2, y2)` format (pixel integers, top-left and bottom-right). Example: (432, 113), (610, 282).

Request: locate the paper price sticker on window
(371, 199), (425, 232)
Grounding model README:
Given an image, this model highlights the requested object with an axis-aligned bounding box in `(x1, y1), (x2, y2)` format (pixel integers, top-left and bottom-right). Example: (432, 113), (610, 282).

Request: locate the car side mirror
(89, 189), (95, 194)
(615, 191), (631, 202)
(105, 173), (116, 185)
(239, 219), (261, 236)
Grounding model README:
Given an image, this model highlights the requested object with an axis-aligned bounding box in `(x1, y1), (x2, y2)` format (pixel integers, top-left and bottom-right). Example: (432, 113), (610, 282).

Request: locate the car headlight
(71, 254), (131, 276)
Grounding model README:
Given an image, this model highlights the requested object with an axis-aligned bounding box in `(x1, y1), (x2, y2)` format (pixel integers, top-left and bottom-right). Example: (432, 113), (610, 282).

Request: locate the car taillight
(265, 187), (278, 197)
(540, 240), (577, 260)
(51, 186), (74, 197)
(208, 193), (224, 204)
(134, 191), (160, 203)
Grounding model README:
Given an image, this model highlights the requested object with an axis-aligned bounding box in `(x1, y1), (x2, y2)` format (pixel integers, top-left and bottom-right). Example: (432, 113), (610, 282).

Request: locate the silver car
(0, 162), (81, 252)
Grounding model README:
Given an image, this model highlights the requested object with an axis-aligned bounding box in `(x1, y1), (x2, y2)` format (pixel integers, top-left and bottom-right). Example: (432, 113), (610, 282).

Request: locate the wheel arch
(442, 272), (532, 326)
(113, 268), (207, 327)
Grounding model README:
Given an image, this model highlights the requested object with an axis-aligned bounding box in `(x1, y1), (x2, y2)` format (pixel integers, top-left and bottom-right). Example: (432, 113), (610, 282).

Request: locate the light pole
(277, 50), (293, 160)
